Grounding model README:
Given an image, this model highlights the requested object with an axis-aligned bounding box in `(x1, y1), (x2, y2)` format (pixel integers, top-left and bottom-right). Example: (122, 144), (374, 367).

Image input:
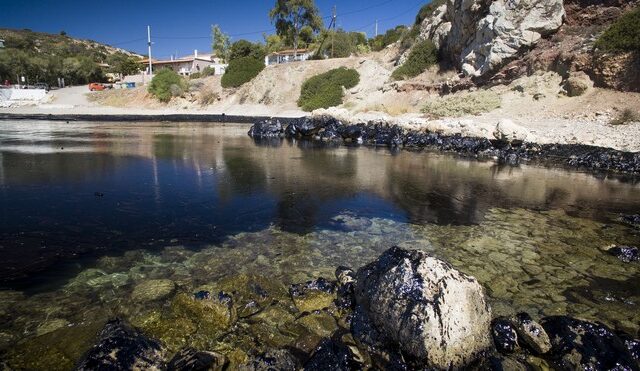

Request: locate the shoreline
(1, 111), (639, 177)
(0, 112), (303, 124)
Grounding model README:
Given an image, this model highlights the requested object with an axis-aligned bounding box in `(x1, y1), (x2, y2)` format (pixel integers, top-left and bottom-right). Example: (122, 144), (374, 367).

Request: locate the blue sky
(1, 0), (426, 59)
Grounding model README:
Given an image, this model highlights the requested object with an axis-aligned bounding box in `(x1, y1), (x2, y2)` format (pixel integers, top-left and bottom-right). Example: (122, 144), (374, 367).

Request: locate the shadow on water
(1, 122), (640, 292)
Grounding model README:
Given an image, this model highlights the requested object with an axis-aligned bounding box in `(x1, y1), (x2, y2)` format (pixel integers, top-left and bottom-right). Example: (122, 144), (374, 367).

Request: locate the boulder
(493, 119), (529, 144)
(168, 347), (227, 371)
(354, 246), (492, 368)
(512, 312), (551, 354)
(248, 119), (284, 138)
(416, 0), (565, 77)
(563, 72), (593, 97)
(76, 319), (165, 370)
(541, 316), (638, 370)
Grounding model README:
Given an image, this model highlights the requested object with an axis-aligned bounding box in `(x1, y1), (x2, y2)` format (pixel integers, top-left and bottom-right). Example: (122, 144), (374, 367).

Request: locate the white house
(0, 39), (5, 48)
(265, 48), (313, 66)
(142, 50), (227, 76)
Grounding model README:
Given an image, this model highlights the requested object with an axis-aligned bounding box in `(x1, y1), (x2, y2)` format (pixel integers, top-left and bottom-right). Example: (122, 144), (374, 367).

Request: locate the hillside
(0, 28), (142, 86)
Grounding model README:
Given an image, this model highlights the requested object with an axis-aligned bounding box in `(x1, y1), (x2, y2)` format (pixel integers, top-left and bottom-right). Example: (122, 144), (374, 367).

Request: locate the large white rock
(493, 119), (530, 143)
(416, 0), (565, 77)
(354, 247), (492, 369)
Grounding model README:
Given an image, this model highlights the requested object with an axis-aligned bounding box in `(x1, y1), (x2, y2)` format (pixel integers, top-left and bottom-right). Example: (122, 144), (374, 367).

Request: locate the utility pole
(147, 25), (153, 77)
(331, 5), (337, 59)
(375, 20), (378, 37)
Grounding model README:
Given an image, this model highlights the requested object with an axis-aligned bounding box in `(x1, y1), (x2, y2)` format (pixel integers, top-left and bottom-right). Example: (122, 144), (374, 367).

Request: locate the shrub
(415, 0), (447, 26)
(595, 7), (640, 53)
(198, 86), (219, 106)
(369, 26), (408, 51)
(391, 40), (438, 80)
(221, 56), (264, 88)
(148, 69), (187, 102)
(421, 90), (501, 118)
(298, 67), (360, 111)
(190, 72), (202, 79)
(610, 108), (640, 125)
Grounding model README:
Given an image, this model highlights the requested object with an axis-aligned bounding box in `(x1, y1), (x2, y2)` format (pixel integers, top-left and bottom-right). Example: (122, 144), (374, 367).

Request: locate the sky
(0, 0), (426, 59)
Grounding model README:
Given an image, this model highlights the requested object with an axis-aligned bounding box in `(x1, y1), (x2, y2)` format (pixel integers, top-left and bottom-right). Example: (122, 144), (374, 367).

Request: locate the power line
(153, 0), (405, 41)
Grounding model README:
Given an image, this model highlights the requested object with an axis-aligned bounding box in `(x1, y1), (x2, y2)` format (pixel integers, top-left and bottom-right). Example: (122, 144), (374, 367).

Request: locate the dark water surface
(0, 121), (639, 366)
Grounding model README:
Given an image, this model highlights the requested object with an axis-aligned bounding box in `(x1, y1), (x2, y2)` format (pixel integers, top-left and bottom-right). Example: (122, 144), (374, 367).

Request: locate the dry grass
(610, 108), (640, 125)
(422, 90), (501, 118)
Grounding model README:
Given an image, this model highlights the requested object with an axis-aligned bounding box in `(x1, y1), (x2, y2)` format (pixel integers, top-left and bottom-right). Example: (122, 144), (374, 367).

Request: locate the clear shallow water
(0, 121), (639, 367)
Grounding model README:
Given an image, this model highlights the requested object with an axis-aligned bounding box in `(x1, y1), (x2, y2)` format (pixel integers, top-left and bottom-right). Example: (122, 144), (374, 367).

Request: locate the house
(265, 48), (313, 66)
(0, 39), (5, 48)
(142, 50), (227, 76)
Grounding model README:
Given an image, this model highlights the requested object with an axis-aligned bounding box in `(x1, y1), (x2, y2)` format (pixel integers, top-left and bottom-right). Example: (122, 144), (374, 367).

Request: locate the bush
(298, 67), (360, 111)
(421, 90), (501, 118)
(319, 30), (368, 58)
(190, 72), (202, 79)
(148, 69), (187, 102)
(595, 7), (640, 53)
(221, 56), (265, 88)
(369, 26), (408, 51)
(391, 40), (439, 80)
(415, 0), (447, 26)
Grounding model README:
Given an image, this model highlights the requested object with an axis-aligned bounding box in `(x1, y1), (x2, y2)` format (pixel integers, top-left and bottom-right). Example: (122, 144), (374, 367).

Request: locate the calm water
(0, 121), (639, 367)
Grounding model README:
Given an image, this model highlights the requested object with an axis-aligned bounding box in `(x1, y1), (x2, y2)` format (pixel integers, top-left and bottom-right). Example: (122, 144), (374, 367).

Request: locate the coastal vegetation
(148, 69), (187, 102)
(391, 40), (439, 80)
(221, 40), (266, 88)
(297, 67), (359, 111)
(594, 7), (640, 52)
(422, 90), (502, 118)
(269, 0), (323, 55)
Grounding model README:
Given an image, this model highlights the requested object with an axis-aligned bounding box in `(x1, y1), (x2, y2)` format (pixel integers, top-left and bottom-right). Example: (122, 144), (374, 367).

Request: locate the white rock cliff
(417, 0), (565, 77)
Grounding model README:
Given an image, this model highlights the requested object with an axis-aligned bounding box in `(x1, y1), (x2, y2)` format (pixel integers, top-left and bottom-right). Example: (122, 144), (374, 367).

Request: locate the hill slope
(0, 28), (142, 86)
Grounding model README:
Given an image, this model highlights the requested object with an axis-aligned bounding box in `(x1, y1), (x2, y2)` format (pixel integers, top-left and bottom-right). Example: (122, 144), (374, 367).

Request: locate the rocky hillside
(0, 28), (142, 85)
(407, 0), (639, 91)
(0, 28), (140, 59)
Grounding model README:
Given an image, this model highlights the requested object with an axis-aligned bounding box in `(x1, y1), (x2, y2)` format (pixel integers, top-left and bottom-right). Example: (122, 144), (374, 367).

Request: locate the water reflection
(0, 121), (639, 289)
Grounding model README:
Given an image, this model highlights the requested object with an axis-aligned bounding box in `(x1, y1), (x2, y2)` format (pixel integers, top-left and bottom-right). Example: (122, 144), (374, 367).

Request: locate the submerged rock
(248, 119), (284, 138)
(167, 347), (227, 371)
(622, 214), (640, 228)
(131, 279), (176, 303)
(304, 337), (364, 370)
(608, 245), (640, 263)
(353, 246), (492, 368)
(512, 312), (551, 354)
(76, 318), (165, 370)
(491, 317), (519, 354)
(541, 316), (638, 370)
(289, 278), (337, 313)
(239, 349), (298, 371)
(335, 267), (356, 310)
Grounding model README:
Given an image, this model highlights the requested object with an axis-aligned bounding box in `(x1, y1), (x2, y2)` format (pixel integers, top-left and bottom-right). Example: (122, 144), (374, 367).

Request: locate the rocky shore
(248, 116), (640, 176)
(70, 246), (639, 370)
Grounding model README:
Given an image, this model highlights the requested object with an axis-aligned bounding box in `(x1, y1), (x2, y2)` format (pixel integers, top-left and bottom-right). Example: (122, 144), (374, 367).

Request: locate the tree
(107, 53), (141, 77)
(269, 0), (323, 57)
(229, 40), (265, 61)
(211, 25), (230, 61)
(264, 33), (284, 53)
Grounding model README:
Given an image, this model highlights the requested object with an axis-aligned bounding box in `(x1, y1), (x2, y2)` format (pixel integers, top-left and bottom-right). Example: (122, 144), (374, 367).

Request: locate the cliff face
(413, 0), (639, 92)
(417, 0), (565, 77)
